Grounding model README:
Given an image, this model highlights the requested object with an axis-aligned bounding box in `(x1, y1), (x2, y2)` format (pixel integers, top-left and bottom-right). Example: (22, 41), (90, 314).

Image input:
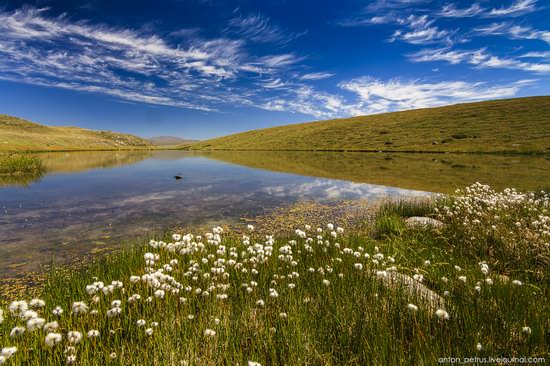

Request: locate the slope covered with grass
(187, 97), (550, 153)
(0, 115), (152, 151)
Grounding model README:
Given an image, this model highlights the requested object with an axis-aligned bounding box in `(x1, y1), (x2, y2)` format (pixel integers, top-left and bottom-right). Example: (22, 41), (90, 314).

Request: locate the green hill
(185, 97), (550, 153)
(0, 115), (153, 151)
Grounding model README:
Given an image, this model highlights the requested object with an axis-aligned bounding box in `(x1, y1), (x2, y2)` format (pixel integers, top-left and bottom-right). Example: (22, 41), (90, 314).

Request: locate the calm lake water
(1, 150), (549, 278)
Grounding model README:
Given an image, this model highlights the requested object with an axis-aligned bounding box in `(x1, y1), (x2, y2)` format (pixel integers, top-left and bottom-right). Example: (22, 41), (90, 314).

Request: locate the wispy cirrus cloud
(338, 77), (530, 114)
(390, 15), (454, 45)
(409, 47), (550, 73)
(260, 77), (529, 119)
(473, 22), (550, 44)
(227, 13), (305, 45)
(438, 3), (485, 17)
(487, 0), (538, 17)
(0, 7), (311, 112)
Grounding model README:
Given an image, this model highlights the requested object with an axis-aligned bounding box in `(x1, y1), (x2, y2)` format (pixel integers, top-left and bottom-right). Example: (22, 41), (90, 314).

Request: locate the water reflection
(1, 150), (547, 277)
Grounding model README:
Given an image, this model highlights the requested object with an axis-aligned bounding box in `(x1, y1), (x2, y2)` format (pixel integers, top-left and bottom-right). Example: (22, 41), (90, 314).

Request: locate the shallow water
(1, 150), (548, 278)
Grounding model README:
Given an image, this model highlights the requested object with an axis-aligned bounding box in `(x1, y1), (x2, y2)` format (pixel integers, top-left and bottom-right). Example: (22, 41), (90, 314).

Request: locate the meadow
(1, 183), (548, 365)
(186, 97), (550, 154)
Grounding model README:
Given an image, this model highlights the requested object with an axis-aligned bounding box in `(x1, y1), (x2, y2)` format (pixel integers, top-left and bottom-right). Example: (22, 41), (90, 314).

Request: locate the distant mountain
(147, 136), (199, 146)
(186, 96), (550, 154)
(0, 115), (152, 151)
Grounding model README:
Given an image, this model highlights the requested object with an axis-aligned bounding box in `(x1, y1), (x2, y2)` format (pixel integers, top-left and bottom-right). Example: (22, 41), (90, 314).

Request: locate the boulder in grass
(405, 216), (444, 229)
(371, 270), (445, 312)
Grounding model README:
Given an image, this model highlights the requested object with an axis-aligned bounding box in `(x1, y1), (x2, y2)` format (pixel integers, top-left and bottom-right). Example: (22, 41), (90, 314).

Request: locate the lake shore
(1, 184), (548, 364)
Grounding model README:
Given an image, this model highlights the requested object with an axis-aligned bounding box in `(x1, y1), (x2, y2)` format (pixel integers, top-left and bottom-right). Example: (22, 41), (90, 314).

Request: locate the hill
(147, 136), (198, 146)
(185, 97), (550, 153)
(0, 115), (152, 151)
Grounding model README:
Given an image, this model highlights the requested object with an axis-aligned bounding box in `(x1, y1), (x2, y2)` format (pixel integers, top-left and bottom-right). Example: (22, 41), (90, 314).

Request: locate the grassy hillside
(0, 115), (153, 151)
(186, 97), (550, 153)
(147, 136), (198, 146)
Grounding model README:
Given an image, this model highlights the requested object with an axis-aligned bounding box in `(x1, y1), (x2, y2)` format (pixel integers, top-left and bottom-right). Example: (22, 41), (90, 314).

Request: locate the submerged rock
(405, 216), (444, 228)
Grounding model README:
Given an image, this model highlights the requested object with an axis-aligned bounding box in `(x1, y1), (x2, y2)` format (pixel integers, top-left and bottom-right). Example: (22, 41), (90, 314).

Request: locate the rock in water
(174, 175), (183, 180)
(405, 216), (444, 228)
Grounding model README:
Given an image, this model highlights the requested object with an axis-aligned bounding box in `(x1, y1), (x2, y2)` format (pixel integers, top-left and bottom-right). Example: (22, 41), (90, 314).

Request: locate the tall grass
(0, 184), (548, 365)
(0, 153), (43, 175)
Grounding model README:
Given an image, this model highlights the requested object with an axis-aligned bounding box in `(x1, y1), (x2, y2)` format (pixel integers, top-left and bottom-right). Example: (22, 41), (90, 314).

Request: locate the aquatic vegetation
(0, 184), (548, 364)
(0, 153), (43, 175)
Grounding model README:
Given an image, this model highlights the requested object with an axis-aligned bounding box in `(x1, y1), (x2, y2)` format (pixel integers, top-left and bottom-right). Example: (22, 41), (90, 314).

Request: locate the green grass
(0, 153), (43, 175)
(186, 96), (550, 153)
(0, 153), (44, 186)
(1, 184), (548, 365)
(0, 115), (153, 152)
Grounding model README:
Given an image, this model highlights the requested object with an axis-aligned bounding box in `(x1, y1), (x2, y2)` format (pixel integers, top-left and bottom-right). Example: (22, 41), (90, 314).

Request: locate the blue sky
(0, 0), (548, 139)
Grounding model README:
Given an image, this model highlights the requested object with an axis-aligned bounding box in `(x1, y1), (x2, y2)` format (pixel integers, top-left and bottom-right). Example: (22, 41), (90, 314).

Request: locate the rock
(174, 175), (183, 180)
(371, 270), (445, 311)
(405, 216), (444, 229)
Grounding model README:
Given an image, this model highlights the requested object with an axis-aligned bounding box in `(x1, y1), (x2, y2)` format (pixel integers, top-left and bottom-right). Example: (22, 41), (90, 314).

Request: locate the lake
(1, 150), (549, 278)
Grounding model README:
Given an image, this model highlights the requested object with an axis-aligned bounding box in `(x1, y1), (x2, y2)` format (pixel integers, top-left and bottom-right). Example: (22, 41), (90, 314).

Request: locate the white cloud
(338, 77), (528, 114)
(410, 47), (550, 73)
(474, 22), (550, 44)
(519, 51), (550, 59)
(227, 13), (303, 44)
(438, 3), (485, 17)
(390, 15), (454, 45)
(488, 0), (538, 17)
(0, 7), (313, 112)
(300, 72), (335, 80)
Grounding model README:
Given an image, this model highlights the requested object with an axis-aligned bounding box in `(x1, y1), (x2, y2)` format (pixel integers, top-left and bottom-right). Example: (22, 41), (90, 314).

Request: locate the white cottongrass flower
(10, 326), (25, 338)
(407, 304), (418, 311)
(458, 276), (467, 283)
(66, 355), (77, 364)
(413, 274), (424, 282)
(9, 301), (28, 316)
(522, 326), (532, 335)
(145, 328), (154, 336)
(106, 307), (122, 318)
(45, 333), (63, 347)
(247, 225), (255, 231)
(136, 319), (146, 327)
(256, 300), (265, 307)
(130, 275), (141, 283)
(269, 289), (279, 298)
(249, 362), (262, 366)
(151, 322), (159, 327)
(279, 312), (288, 318)
(0, 309), (3, 324)
(512, 280), (523, 286)
(71, 301), (88, 314)
(29, 299), (46, 308)
(44, 321), (59, 333)
(204, 328), (216, 337)
(154, 289), (165, 299)
(354, 263), (363, 270)
(435, 309), (450, 320)
(322, 279), (330, 286)
(1, 347), (17, 359)
(485, 278), (493, 285)
(87, 330), (100, 338)
(52, 306), (64, 317)
(476, 343), (483, 351)
(110, 352), (117, 359)
(23, 310), (38, 320)
(67, 331), (83, 344)
(27, 317), (46, 331)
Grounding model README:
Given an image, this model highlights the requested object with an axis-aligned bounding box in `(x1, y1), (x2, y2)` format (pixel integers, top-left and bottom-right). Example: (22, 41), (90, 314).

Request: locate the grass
(0, 153), (44, 186)
(0, 184), (548, 365)
(0, 115), (153, 152)
(185, 96), (550, 153)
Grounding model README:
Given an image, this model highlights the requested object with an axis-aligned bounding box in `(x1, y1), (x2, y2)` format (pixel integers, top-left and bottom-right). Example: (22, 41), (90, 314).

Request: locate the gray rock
(405, 216), (444, 228)
(371, 270), (445, 311)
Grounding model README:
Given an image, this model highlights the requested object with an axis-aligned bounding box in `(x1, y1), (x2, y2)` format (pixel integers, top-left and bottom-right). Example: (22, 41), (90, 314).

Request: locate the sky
(0, 0), (548, 139)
